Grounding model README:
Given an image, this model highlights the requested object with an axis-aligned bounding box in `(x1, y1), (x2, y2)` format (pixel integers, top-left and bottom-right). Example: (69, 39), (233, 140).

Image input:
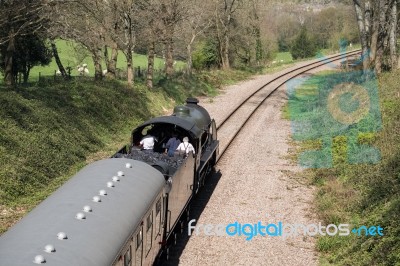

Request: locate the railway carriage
(0, 98), (219, 265)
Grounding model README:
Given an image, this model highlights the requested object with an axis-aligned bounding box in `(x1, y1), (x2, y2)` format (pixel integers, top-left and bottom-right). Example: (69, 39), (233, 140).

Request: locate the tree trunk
(23, 65), (31, 84)
(187, 42), (193, 75)
(364, 0), (372, 45)
(389, 0), (398, 69)
(164, 34), (174, 77)
(4, 28), (15, 86)
(353, 0), (370, 70)
(106, 41), (118, 79)
(375, 0), (389, 73)
(187, 33), (196, 75)
(215, 12), (224, 68)
(92, 47), (103, 80)
(370, 12), (379, 64)
(222, 29), (230, 69)
(126, 48), (134, 86)
(147, 41), (155, 89)
(51, 40), (68, 79)
(104, 45), (109, 68)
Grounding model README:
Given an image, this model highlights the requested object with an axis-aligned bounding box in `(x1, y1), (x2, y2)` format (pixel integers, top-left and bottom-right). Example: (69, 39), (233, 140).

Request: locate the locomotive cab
(114, 98), (219, 205)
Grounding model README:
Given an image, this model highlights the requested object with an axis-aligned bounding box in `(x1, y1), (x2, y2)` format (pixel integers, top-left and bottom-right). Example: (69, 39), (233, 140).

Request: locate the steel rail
(216, 49), (362, 162)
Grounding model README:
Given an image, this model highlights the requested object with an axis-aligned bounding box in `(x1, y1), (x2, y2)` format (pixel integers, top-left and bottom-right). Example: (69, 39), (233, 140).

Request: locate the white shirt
(176, 141), (195, 155)
(140, 136), (155, 150)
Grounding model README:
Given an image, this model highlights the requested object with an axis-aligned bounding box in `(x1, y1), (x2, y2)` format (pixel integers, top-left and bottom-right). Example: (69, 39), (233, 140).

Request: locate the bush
(290, 27), (317, 60)
(192, 39), (220, 70)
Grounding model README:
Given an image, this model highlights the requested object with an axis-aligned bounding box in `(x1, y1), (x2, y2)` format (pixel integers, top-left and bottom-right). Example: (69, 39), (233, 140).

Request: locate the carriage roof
(0, 158), (165, 265)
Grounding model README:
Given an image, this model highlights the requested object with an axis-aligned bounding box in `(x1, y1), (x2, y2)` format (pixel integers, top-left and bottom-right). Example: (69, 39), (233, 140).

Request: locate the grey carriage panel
(0, 158), (165, 266)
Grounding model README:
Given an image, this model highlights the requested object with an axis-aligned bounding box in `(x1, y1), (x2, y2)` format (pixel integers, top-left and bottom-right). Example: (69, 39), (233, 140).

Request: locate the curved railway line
(158, 49), (362, 265)
(216, 49), (361, 160)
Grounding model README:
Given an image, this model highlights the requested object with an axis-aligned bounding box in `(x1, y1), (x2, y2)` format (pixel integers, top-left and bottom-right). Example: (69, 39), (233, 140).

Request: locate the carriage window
(155, 198), (161, 239)
(156, 198), (161, 214)
(124, 246), (132, 266)
(145, 212), (153, 256)
(135, 230), (142, 266)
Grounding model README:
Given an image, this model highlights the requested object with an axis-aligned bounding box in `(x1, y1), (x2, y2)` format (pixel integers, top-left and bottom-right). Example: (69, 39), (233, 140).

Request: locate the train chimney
(186, 98), (199, 105)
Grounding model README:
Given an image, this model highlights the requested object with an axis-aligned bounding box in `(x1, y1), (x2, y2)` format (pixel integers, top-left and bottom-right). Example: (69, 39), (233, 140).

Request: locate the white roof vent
(33, 255), (46, 264)
(99, 189), (107, 196)
(57, 232), (67, 240)
(107, 181), (114, 188)
(83, 205), (92, 212)
(126, 163), (132, 168)
(117, 171), (124, 177)
(75, 212), (86, 220)
(112, 176), (120, 182)
(44, 245), (55, 253)
(93, 196), (101, 202)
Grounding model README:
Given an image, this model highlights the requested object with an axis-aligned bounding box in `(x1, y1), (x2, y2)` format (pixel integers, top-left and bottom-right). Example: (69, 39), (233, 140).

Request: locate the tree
(305, 6), (358, 51)
(47, 1), (105, 80)
(0, 34), (52, 84)
(0, 0), (49, 86)
(178, 0), (213, 74)
(352, 0), (398, 72)
(214, 0), (243, 69)
(160, 0), (186, 77)
(133, 0), (164, 88)
(290, 27), (316, 60)
(231, 0), (269, 67)
(192, 39), (220, 69)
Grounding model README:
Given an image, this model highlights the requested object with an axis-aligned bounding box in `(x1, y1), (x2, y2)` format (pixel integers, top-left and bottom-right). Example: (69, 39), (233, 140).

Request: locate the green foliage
(290, 27), (317, 60)
(278, 36), (290, 52)
(285, 69), (400, 265)
(0, 34), (52, 83)
(192, 39), (220, 70)
(309, 71), (400, 265)
(156, 68), (257, 103)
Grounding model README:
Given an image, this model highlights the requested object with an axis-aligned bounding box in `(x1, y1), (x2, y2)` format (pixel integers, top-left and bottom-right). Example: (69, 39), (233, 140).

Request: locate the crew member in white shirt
(140, 135), (156, 150)
(176, 137), (195, 155)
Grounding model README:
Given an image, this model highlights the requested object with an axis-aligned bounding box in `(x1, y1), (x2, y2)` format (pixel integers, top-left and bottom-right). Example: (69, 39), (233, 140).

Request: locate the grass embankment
(285, 70), (400, 265)
(0, 69), (258, 234)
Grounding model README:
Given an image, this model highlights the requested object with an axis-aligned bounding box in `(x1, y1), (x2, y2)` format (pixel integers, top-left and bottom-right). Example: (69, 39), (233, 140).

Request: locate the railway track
(156, 49), (361, 265)
(216, 49), (361, 160)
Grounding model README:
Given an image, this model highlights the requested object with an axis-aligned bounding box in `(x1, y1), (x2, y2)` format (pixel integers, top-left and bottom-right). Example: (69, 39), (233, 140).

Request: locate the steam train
(0, 98), (219, 265)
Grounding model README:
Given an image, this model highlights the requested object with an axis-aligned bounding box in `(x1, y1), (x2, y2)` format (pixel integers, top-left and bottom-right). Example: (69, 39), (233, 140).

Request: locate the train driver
(176, 137), (195, 155)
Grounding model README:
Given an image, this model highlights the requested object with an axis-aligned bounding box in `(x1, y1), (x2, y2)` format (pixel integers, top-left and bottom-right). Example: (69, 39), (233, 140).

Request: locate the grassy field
(0, 39), (186, 82)
(284, 70), (400, 265)
(274, 52), (293, 63)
